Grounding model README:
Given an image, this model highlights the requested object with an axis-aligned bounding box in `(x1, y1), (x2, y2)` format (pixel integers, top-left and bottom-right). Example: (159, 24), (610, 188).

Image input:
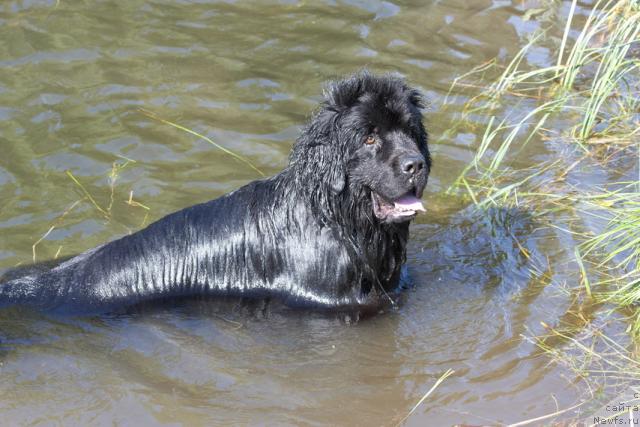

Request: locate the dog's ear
(408, 88), (427, 111)
(322, 109), (348, 194)
(289, 107), (348, 195)
(327, 164), (346, 194)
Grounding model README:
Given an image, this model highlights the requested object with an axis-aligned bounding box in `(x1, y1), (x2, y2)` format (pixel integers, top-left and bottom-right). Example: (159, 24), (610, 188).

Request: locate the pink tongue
(394, 195), (426, 212)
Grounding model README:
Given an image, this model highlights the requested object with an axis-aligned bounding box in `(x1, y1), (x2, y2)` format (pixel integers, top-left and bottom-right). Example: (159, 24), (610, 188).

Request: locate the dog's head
(291, 71), (431, 224)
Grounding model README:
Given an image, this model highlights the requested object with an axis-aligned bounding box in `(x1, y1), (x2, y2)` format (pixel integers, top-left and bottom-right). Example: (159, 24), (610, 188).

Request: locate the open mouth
(371, 192), (426, 223)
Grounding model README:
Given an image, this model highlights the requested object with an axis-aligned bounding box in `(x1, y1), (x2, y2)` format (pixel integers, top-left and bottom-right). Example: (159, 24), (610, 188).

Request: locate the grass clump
(30, 157), (149, 264)
(449, 0), (639, 195)
(447, 0), (640, 408)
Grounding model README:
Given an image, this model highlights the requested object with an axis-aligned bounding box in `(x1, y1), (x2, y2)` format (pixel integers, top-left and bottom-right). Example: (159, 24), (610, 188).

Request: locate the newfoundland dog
(0, 71), (431, 314)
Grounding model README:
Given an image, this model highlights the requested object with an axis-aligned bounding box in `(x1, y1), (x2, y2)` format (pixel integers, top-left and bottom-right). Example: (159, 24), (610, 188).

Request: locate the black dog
(0, 71), (431, 314)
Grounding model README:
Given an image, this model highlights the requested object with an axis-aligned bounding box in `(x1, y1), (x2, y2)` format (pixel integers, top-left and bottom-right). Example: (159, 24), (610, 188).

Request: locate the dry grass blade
(32, 199), (82, 262)
(395, 369), (455, 426)
(506, 400), (586, 427)
(65, 170), (110, 218)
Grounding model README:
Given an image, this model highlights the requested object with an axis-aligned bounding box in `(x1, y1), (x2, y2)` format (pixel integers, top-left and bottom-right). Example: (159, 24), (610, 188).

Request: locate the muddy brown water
(0, 0), (623, 425)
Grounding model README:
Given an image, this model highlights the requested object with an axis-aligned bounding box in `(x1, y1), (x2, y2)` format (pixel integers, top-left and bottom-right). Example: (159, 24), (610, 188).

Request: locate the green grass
(447, 0), (640, 405)
(449, 0), (639, 187)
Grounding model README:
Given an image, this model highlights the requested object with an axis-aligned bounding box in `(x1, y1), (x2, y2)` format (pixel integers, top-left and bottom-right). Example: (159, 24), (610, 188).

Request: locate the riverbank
(447, 0), (640, 419)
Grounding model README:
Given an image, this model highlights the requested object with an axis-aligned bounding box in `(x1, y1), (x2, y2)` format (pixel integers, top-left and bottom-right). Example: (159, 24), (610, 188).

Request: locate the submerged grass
(31, 109), (264, 264)
(30, 157), (149, 264)
(138, 108), (265, 177)
(448, 0), (640, 412)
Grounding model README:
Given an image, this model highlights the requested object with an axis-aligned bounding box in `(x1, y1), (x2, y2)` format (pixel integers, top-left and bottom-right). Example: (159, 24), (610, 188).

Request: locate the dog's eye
(365, 135), (376, 145)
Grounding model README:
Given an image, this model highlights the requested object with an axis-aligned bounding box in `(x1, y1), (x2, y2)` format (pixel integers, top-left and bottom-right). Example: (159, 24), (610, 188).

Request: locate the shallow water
(0, 0), (624, 425)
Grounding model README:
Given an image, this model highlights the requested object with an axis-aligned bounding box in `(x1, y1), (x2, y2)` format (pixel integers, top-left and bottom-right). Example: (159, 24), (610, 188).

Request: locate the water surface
(0, 1), (613, 425)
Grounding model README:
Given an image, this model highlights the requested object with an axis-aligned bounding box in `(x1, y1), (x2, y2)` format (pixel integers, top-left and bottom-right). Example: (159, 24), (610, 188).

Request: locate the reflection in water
(0, 0), (596, 425)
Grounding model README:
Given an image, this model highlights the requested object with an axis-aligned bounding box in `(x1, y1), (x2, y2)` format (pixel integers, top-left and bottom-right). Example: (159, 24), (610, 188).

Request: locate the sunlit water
(0, 0), (618, 425)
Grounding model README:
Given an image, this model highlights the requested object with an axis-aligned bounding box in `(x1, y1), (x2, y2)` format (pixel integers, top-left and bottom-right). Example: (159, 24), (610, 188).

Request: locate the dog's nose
(401, 155), (425, 176)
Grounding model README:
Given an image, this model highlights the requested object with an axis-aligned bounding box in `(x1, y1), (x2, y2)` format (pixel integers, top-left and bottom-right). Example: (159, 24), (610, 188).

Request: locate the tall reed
(449, 0), (640, 340)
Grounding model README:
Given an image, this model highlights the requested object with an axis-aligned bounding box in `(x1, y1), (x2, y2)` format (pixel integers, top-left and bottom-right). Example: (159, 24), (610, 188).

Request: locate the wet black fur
(0, 71), (431, 314)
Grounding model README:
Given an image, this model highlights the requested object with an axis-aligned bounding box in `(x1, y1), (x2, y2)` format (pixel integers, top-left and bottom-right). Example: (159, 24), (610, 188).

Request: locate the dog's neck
(279, 169), (409, 293)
